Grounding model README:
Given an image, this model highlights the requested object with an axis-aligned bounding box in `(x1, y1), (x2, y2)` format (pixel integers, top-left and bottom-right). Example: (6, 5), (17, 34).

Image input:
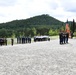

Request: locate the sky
(0, 0), (76, 23)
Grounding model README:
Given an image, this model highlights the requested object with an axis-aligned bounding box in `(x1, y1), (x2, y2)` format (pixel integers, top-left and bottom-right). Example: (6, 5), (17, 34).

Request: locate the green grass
(50, 35), (59, 40)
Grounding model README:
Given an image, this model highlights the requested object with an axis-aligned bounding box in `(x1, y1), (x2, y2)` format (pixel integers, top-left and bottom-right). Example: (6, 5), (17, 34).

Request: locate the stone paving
(0, 39), (76, 75)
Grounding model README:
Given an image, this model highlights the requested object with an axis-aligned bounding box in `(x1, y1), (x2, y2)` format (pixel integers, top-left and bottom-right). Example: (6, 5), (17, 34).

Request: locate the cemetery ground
(0, 37), (76, 75)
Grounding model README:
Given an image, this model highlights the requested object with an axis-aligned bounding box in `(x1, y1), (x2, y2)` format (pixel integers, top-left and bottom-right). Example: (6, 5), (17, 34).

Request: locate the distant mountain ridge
(0, 14), (65, 37)
(0, 14), (75, 38)
(0, 14), (64, 28)
(21, 14), (63, 25)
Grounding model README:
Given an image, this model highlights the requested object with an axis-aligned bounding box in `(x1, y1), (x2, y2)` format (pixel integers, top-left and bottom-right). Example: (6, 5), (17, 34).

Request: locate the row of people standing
(59, 31), (69, 44)
(17, 37), (31, 44)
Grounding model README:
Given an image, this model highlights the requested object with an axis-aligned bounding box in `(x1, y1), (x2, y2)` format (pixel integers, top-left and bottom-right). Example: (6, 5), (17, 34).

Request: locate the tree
(32, 27), (37, 36)
(72, 19), (75, 33)
(70, 19), (75, 33)
(0, 28), (8, 38)
(48, 29), (58, 36)
(11, 30), (16, 38)
(66, 19), (68, 23)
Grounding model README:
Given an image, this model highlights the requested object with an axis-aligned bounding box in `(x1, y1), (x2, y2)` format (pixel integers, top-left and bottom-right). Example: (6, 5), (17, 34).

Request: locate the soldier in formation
(59, 31), (69, 44)
(17, 37), (31, 44)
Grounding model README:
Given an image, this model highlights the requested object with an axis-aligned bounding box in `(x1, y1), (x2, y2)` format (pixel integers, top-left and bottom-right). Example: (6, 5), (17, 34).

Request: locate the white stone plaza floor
(0, 38), (76, 75)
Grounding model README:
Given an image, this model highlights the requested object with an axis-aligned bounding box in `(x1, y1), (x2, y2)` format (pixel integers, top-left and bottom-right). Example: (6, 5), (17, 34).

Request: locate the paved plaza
(0, 38), (76, 75)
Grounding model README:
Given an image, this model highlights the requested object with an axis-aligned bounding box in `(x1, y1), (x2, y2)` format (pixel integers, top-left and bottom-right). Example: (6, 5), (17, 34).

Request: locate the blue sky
(0, 0), (76, 23)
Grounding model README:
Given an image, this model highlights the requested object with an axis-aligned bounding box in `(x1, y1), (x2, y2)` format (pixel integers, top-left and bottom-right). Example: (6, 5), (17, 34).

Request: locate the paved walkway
(0, 39), (76, 75)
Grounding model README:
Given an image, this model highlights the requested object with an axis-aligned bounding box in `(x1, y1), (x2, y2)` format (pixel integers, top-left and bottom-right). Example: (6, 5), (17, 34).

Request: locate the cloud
(60, 0), (76, 12)
(0, 0), (76, 23)
(0, 0), (17, 7)
(0, 0), (59, 23)
(21, 0), (59, 17)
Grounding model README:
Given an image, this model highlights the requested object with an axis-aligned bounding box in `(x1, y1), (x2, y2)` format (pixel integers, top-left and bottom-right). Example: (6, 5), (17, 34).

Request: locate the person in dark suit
(11, 39), (14, 46)
(59, 31), (63, 44)
(70, 31), (73, 39)
(66, 32), (69, 43)
(28, 37), (31, 43)
(25, 37), (28, 43)
(63, 32), (66, 44)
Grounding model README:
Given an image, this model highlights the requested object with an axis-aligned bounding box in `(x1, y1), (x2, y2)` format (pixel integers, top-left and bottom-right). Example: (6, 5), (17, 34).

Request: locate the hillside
(0, 14), (64, 37)
(0, 14), (64, 29)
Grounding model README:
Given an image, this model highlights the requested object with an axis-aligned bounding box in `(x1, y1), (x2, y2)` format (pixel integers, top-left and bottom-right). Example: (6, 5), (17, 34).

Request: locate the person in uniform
(66, 32), (69, 43)
(63, 31), (66, 44)
(59, 31), (63, 44)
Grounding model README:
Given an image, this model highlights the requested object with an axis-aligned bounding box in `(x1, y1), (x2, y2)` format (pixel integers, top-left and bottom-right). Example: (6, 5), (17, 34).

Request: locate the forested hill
(21, 14), (63, 25)
(0, 14), (63, 29)
(0, 14), (64, 37)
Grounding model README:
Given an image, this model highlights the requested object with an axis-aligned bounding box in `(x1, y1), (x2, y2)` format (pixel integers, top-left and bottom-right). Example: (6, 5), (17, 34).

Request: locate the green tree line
(0, 27), (60, 38)
(0, 14), (63, 38)
(0, 14), (75, 38)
